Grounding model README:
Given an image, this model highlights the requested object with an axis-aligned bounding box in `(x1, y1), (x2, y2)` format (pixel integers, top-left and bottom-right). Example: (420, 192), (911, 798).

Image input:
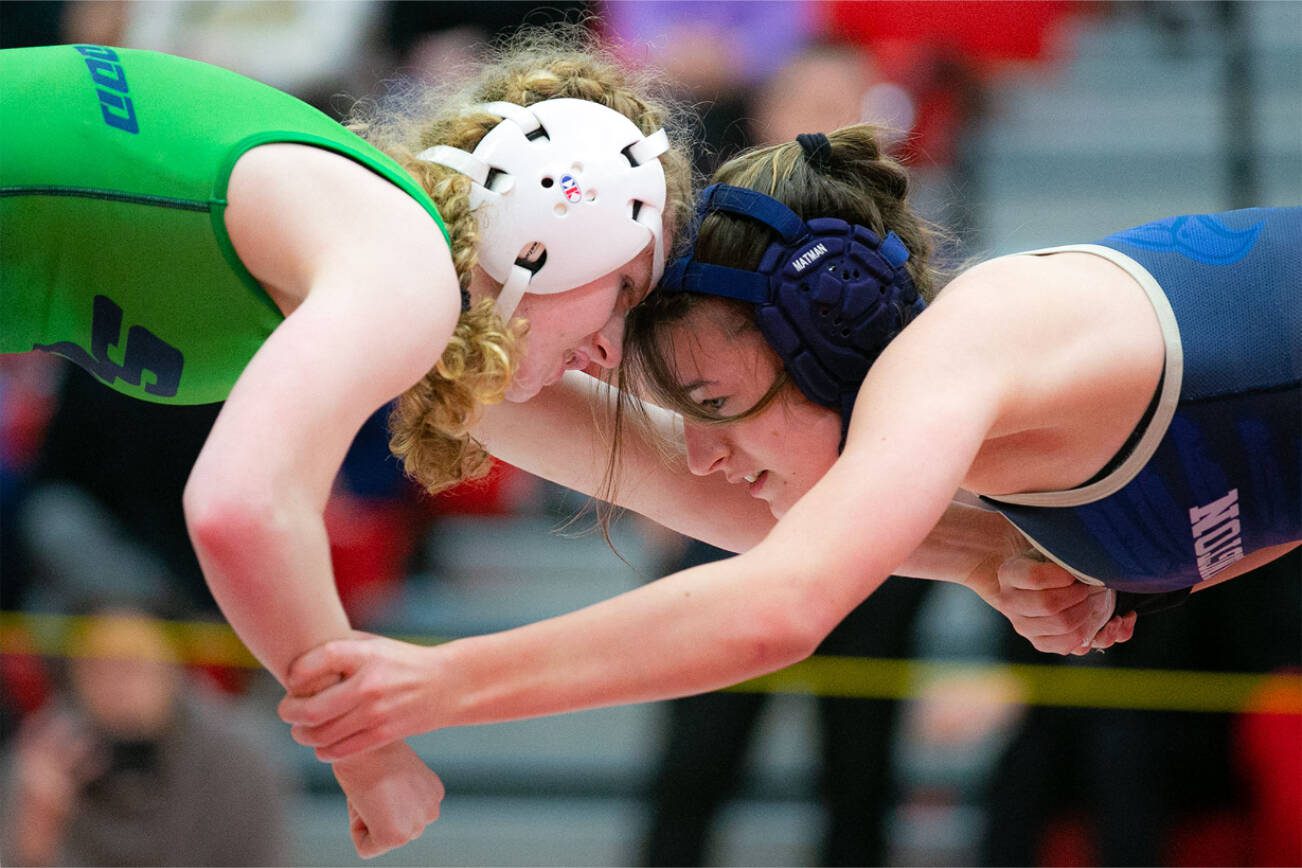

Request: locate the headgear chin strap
(660, 183), (927, 445)
(417, 98), (669, 320)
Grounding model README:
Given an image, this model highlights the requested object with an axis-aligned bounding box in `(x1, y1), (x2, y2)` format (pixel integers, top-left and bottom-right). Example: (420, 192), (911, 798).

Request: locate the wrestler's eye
(621, 275), (650, 310)
(698, 396), (727, 414)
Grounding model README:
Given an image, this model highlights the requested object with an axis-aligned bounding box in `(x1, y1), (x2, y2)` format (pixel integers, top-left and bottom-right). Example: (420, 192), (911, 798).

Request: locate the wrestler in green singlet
(1, 44), (449, 405)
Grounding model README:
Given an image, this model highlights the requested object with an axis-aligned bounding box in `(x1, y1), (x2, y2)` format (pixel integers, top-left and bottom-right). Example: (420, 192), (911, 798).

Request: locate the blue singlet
(982, 207), (1301, 592)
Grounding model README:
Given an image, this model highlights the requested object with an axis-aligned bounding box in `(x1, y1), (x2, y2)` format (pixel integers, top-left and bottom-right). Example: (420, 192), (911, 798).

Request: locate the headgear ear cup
(418, 99), (669, 320)
(660, 184), (925, 447)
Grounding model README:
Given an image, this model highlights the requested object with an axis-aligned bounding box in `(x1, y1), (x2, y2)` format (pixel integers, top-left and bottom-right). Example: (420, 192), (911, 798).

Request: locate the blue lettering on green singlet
(34, 295), (184, 397)
(74, 45), (138, 134)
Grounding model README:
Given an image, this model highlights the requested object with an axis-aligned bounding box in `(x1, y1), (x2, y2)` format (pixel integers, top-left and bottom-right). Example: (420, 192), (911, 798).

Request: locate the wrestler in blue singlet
(983, 207), (1301, 593)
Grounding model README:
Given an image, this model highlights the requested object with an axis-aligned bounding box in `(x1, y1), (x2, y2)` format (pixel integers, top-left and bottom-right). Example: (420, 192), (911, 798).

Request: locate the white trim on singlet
(981, 243), (1185, 511)
(1015, 528), (1109, 585)
(950, 489), (1108, 584)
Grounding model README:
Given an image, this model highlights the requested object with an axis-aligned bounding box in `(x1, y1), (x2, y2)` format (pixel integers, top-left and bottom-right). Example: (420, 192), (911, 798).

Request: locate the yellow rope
(3, 611), (1298, 714)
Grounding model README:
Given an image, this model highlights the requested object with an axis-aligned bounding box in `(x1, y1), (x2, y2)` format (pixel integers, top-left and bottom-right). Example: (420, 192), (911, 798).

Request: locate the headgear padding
(419, 99), (669, 320)
(660, 183), (926, 443)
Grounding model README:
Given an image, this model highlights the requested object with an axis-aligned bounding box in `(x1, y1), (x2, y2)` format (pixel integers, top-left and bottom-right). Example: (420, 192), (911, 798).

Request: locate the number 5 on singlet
(34, 294), (184, 398)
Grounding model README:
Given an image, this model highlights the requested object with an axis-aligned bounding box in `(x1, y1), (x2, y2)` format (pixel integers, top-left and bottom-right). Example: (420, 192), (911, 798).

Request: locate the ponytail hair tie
(796, 132), (833, 172)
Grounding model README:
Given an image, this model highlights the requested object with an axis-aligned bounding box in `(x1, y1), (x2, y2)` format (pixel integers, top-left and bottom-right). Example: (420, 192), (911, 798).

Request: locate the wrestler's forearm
(181, 263), (452, 688)
(472, 372), (615, 495)
(186, 485), (351, 686)
(432, 544), (833, 728)
(438, 406), (975, 727)
(476, 372), (774, 553)
(894, 499), (1029, 591)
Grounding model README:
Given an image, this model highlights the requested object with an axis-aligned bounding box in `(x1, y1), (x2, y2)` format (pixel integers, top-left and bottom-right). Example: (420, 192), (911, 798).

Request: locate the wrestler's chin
(766, 494), (789, 520)
(503, 378), (543, 403)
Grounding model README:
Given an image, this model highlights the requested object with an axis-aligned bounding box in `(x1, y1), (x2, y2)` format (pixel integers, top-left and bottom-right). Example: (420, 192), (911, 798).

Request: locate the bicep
(752, 328), (1007, 618)
(193, 266), (458, 508)
(206, 143), (459, 501)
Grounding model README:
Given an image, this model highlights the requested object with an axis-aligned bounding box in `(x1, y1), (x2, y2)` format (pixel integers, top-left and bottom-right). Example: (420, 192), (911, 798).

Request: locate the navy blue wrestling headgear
(659, 182), (927, 442)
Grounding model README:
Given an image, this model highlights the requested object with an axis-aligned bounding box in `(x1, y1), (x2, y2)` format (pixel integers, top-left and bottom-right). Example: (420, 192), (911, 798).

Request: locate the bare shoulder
(939, 250), (1149, 321)
(871, 255), (1048, 386)
(860, 248), (1163, 441)
(922, 251), (1158, 367)
(225, 143), (456, 318)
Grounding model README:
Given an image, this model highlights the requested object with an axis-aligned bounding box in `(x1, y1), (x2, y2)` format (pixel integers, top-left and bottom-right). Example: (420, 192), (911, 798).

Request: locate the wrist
(423, 641), (462, 730)
(429, 633), (529, 730)
(962, 553), (1005, 605)
(332, 740), (406, 782)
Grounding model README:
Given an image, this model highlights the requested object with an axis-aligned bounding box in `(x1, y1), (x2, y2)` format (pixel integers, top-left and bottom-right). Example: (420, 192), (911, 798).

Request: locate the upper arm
(746, 296), (1015, 623)
(224, 142), (452, 314)
(195, 277), (454, 507)
(191, 144), (460, 509)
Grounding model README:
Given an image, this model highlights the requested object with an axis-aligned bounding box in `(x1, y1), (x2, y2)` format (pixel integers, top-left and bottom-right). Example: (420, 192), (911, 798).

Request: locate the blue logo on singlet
(34, 295), (183, 398)
(74, 45), (138, 134)
(1106, 214), (1263, 266)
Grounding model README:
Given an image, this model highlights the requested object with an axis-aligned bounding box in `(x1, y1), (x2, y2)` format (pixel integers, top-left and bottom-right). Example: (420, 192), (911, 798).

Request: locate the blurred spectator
(0, 603), (292, 866)
(746, 38), (967, 239)
(602, 1), (817, 94)
(641, 540), (931, 866)
(121, 0), (383, 112)
(978, 549), (1302, 867)
(602, 0), (820, 173)
(751, 41), (898, 149)
(808, 0), (1087, 250)
(0, 0), (129, 49)
(380, 1), (591, 82)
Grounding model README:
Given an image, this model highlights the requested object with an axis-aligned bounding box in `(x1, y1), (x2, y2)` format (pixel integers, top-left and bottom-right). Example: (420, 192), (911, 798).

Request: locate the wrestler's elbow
(183, 472), (293, 570)
(742, 580), (836, 671)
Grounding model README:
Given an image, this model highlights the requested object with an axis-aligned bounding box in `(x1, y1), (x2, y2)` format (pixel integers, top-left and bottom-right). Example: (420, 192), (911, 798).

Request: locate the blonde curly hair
(351, 27), (694, 494)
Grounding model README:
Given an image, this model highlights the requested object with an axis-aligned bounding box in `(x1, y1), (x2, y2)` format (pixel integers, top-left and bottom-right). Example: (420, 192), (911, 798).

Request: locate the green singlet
(1, 45), (450, 405)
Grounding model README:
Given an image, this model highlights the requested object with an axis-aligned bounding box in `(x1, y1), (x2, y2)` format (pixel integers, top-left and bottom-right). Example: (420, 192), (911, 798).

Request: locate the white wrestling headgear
(416, 98), (669, 320)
